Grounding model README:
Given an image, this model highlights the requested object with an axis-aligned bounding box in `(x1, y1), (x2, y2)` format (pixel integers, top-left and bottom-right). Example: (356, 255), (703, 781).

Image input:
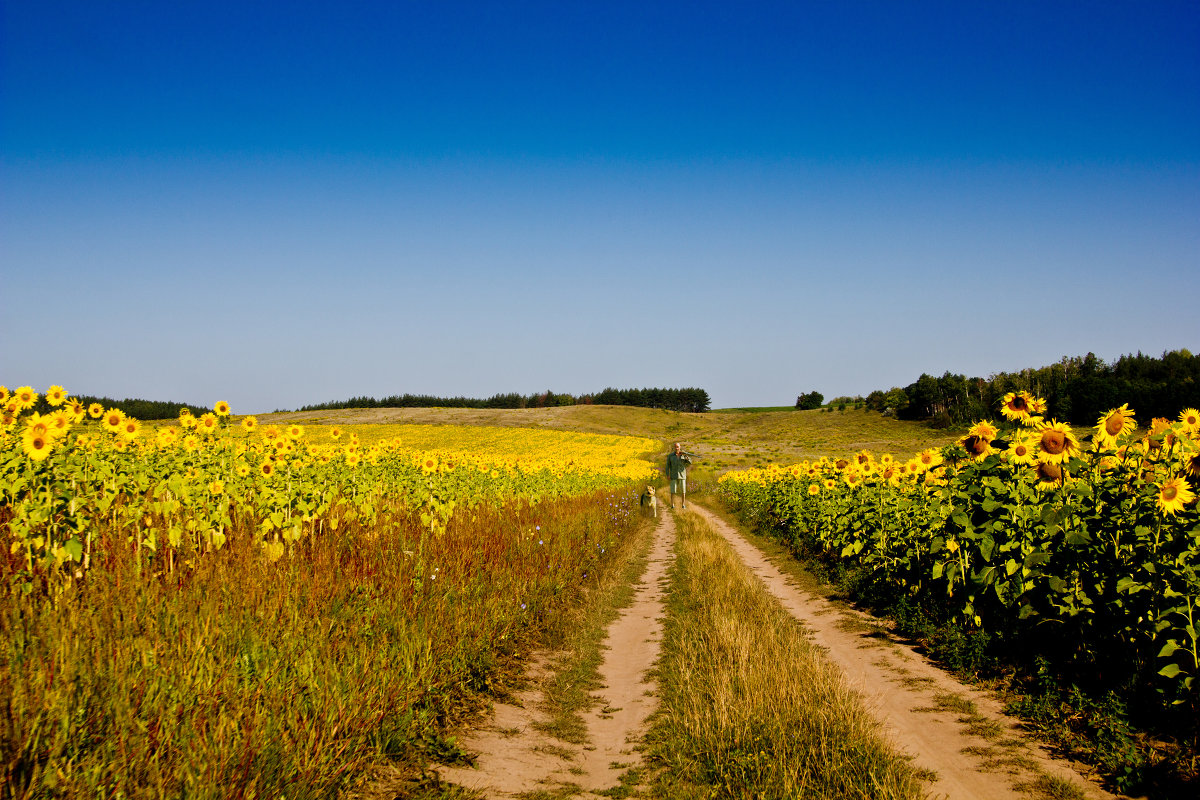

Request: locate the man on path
(666, 442), (692, 509)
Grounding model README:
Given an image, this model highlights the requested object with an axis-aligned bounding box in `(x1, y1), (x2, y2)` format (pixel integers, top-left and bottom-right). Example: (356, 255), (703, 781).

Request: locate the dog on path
(639, 485), (657, 518)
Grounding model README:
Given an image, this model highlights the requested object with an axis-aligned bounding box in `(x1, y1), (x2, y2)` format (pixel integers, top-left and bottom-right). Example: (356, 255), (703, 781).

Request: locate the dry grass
(643, 512), (925, 799)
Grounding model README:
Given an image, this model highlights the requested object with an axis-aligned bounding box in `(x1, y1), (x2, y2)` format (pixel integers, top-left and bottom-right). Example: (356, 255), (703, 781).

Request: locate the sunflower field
(0, 385), (659, 798)
(718, 395), (1200, 712)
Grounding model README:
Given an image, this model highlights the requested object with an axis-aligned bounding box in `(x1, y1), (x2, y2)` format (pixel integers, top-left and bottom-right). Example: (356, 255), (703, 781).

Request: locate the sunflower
(44, 385), (67, 406)
(87, 402), (104, 419)
(824, 478), (837, 490)
(1181, 452), (1200, 480)
(260, 460), (276, 476)
(330, 426), (343, 440)
(213, 400), (231, 416)
(24, 413), (52, 440)
(999, 391), (1037, 423)
(102, 408), (126, 434)
(1095, 404), (1136, 446)
(14, 386), (37, 410)
(1004, 435), (1038, 465)
(958, 431), (995, 461)
(1179, 408), (1200, 433)
(1033, 420), (1080, 464)
(236, 461), (251, 477)
(47, 410), (72, 436)
(916, 448), (943, 470)
(182, 434), (200, 452)
(1034, 460), (1064, 488)
(346, 452), (361, 467)
(180, 414), (198, 430)
(844, 469), (863, 487)
(21, 430), (53, 461)
(121, 418), (140, 441)
(286, 424), (304, 440)
(0, 386), (8, 403)
(241, 415), (258, 432)
(854, 451), (873, 467)
(261, 425), (280, 441)
(208, 480), (225, 496)
(807, 483), (821, 495)
(1155, 477), (1195, 516)
(67, 398), (86, 421)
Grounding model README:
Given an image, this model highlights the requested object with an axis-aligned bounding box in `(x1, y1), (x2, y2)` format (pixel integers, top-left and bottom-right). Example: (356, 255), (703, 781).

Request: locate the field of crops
(719, 396), (1200, 709)
(0, 386), (659, 797)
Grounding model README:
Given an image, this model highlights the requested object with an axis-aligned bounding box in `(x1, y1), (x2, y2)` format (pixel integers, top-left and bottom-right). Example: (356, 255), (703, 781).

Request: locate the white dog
(639, 485), (658, 518)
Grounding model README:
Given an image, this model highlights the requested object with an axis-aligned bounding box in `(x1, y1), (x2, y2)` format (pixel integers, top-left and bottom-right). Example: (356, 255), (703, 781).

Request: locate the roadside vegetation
(717, 395), (1200, 797)
(642, 511), (925, 799)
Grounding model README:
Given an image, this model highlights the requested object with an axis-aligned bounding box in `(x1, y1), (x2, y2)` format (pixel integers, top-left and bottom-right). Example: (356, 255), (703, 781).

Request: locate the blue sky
(3, 1), (1197, 412)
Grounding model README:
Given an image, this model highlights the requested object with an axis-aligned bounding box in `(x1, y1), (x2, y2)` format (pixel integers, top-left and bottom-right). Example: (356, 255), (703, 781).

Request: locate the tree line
(860, 349), (1199, 427)
(296, 386), (711, 414)
(61, 395), (210, 420)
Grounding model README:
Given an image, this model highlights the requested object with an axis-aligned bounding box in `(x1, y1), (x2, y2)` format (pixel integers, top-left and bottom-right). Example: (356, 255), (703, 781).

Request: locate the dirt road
(434, 512), (676, 798)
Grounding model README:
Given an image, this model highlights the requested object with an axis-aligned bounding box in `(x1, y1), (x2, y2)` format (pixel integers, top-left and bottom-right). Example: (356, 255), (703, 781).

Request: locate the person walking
(666, 442), (692, 509)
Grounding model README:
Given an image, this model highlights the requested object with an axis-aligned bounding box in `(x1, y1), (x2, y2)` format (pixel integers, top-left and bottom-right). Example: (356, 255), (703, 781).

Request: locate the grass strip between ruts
(642, 509), (925, 800)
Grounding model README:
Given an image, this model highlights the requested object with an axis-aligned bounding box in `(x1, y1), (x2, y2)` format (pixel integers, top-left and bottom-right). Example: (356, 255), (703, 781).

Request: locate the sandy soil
(689, 504), (1124, 800)
(434, 512), (676, 798)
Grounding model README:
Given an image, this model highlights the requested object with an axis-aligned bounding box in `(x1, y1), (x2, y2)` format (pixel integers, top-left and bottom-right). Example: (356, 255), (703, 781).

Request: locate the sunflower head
(21, 430), (54, 461)
(807, 483), (821, 495)
(45, 385), (67, 407)
(1178, 408), (1200, 433)
(214, 400), (231, 416)
(103, 408), (126, 433)
(958, 432), (994, 461)
(1155, 477), (1196, 516)
(1096, 404), (1136, 446)
(15, 386), (38, 410)
(1034, 460), (1063, 488)
(1005, 436), (1037, 465)
(241, 416), (258, 431)
(999, 391), (1036, 422)
(1034, 420), (1080, 464)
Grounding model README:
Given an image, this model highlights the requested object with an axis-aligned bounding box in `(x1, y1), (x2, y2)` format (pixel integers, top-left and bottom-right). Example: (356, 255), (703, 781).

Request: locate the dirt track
(435, 505), (1123, 799)
(434, 512), (676, 798)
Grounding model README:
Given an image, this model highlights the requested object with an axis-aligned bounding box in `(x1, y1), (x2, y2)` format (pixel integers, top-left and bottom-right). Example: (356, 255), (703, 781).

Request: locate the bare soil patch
(433, 512), (676, 798)
(690, 504), (1125, 800)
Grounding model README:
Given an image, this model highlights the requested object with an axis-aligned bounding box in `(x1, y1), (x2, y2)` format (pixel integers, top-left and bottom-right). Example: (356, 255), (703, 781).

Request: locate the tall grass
(1, 490), (645, 799)
(644, 512), (924, 800)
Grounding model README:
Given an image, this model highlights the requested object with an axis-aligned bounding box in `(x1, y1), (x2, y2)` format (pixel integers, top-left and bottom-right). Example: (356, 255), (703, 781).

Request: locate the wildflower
(241, 415), (258, 431)
(198, 413), (219, 434)
(214, 400), (231, 416)
(1004, 435), (1037, 465)
(88, 402), (104, 419)
(102, 408), (126, 434)
(1179, 408), (1200, 433)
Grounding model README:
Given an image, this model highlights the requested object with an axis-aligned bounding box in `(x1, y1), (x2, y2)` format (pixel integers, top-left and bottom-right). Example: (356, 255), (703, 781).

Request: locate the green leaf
(1158, 641), (1181, 658)
(1158, 663), (1184, 679)
(63, 538), (83, 563)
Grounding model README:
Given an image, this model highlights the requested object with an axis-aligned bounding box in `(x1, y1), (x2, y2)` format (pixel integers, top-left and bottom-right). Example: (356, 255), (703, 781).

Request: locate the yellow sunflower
(824, 478), (837, 490)
(44, 385), (67, 406)
(916, 448), (943, 470)
(14, 386), (37, 410)
(208, 480), (225, 496)
(1005, 435), (1037, 465)
(330, 426), (343, 440)
(346, 452), (361, 467)
(67, 398), (86, 421)
(807, 483), (821, 495)
(1034, 460), (1064, 488)
(182, 434), (200, 452)
(47, 410), (73, 436)
(1181, 452), (1200, 480)
(241, 415), (258, 431)
(260, 460), (276, 477)
(1179, 408), (1200, 433)
(1095, 404), (1136, 446)
(236, 461), (251, 477)
(1155, 477), (1195, 516)
(0, 386), (8, 403)
(21, 430), (54, 461)
(102, 408), (126, 434)
(181, 414), (198, 430)
(1033, 420), (1080, 464)
(999, 391), (1036, 422)
(958, 431), (995, 462)
(121, 418), (140, 441)
(286, 424), (304, 440)
(213, 400), (231, 416)
(88, 402), (104, 419)
(198, 413), (219, 433)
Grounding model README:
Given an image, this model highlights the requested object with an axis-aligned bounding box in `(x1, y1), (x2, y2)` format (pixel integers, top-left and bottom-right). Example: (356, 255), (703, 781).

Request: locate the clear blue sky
(3, 1), (1197, 412)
